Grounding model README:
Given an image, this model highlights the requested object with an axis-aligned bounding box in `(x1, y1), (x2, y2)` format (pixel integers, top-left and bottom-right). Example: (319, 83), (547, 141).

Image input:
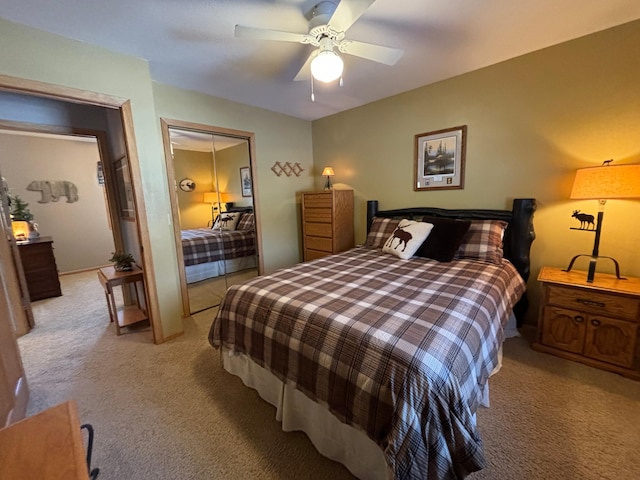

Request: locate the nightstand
(533, 266), (640, 380)
(97, 266), (148, 335)
(301, 190), (354, 261)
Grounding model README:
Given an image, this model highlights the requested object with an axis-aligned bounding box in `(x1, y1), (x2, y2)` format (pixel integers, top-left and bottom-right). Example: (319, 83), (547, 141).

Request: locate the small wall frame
(414, 125), (467, 191)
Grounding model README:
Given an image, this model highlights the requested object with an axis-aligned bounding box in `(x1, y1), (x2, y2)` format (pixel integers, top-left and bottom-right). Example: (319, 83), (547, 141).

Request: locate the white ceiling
(1, 0), (640, 121)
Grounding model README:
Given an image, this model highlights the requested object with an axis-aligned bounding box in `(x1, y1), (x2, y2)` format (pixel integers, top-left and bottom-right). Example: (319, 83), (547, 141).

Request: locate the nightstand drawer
(305, 249), (330, 261)
(547, 285), (640, 321)
(305, 236), (332, 252)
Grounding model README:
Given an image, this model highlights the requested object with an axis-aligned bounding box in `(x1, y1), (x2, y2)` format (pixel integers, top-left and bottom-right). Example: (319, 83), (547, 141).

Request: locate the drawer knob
(591, 319), (601, 327)
(577, 298), (605, 308)
(574, 315), (584, 324)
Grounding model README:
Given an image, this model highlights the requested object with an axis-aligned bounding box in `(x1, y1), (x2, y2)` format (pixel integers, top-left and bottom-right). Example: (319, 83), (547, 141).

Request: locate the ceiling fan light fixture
(310, 50), (344, 83)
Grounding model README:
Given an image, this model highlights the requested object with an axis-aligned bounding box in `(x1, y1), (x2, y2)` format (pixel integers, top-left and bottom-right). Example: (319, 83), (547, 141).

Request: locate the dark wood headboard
(366, 198), (536, 325)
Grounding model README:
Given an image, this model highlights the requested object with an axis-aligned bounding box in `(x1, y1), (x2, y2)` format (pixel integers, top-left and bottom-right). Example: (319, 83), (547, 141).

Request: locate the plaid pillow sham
(364, 217), (400, 249)
(236, 212), (255, 231)
(454, 219), (507, 264)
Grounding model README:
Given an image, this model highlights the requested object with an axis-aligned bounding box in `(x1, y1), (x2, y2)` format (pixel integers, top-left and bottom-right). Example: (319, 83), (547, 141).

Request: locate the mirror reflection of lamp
(565, 160), (640, 282)
(203, 191), (218, 226)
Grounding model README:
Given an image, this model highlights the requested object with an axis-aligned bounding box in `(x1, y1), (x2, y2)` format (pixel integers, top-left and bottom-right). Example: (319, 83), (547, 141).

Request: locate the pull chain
(311, 76), (315, 102)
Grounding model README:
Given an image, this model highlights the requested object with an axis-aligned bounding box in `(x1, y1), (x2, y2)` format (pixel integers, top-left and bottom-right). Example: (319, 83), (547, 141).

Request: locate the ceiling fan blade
(293, 51), (318, 81)
(235, 25), (308, 44)
(340, 40), (403, 65)
(328, 0), (376, 33)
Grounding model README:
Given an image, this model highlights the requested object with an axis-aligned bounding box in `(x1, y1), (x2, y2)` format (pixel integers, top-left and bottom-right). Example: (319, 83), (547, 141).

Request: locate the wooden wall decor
(271, 162), (304, 177)
(26, 181), (79, 203)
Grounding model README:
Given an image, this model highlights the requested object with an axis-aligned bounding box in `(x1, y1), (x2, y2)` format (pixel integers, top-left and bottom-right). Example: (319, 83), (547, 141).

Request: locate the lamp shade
(203, 192), (217, 204)
(311, 50), (343, 83)
(570, 164), (640, 199)
(322, 167), (335, 177)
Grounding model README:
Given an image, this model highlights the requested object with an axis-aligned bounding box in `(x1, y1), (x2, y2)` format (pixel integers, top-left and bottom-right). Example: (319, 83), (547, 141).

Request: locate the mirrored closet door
(161, 119), (262, 315)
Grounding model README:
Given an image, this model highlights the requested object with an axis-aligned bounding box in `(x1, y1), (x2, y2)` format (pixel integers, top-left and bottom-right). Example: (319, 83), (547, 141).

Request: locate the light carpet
(17, 270), (640, 479)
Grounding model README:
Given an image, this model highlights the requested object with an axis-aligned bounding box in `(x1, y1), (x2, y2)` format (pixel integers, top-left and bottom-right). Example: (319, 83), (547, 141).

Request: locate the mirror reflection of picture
(240, 167), (252, 197)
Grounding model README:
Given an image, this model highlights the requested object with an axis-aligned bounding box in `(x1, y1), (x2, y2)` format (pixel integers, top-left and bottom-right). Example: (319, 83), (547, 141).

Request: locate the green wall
(312, 20), (640, 323)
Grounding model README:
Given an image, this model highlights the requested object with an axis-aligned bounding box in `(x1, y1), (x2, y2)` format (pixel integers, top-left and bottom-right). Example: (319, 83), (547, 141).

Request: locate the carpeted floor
(17, 270), (640, 479)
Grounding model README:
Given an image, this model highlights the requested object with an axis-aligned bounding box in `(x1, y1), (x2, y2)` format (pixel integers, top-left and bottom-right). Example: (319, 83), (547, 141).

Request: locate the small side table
(97, 265), (148, 335)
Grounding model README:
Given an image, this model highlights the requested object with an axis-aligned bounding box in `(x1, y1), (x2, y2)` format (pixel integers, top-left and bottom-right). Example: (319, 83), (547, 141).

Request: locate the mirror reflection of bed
(165, 124), (259, 314)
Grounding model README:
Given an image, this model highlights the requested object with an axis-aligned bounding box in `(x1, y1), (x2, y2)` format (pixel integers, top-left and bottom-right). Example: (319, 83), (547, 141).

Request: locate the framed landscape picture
(414, 125), (467, 191)
(240, 166), (252, 197)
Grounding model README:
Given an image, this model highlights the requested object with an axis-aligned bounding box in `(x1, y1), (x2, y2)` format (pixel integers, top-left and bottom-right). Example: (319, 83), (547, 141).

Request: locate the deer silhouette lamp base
(564, 209), (625, 283)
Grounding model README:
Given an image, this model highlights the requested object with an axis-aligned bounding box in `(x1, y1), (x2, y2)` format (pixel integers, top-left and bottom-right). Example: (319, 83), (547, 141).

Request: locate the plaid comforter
(209, 247), (526, 479)
(181, 228), (255, 266)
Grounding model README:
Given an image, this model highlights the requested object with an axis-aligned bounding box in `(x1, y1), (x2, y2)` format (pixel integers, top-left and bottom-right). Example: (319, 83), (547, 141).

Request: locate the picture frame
(414, 125), (467, 191)
(114, 155), (136, 221)
(240, 166), (252, 197)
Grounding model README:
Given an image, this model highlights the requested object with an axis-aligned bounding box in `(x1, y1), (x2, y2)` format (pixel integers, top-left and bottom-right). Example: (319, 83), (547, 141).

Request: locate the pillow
(212, 212), (241, 231)
(454, 219), (508, 264)
(365, 217), (400, 249)
(382, 219), (434, 260)
(236, 212), (255, 231)
(415, 216), (471, 262)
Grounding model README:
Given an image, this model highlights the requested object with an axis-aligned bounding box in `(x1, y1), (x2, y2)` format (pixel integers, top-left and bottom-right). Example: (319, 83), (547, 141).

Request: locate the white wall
(0, 132), (114, 272)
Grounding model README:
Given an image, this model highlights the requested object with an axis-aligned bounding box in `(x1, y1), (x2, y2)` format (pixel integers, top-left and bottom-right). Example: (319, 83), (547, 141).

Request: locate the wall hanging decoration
(179, 178), (196, 192)
(270, 161), (305, 177)
(27, 180), (79, 203)
(240, 167), (252, 197)
(414, 125), (467, 191)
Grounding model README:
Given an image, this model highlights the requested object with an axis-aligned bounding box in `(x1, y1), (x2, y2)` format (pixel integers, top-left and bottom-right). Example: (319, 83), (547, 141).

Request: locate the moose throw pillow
(382, 219), (434, 260)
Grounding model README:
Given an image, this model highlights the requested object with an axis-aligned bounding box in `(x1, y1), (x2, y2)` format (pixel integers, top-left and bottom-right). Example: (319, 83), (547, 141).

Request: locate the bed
(181, 209), (256, 283)
(209, 198), (536, 479)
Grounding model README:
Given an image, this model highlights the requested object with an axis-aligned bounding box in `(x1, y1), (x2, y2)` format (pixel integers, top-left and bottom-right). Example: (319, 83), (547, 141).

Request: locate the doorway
(161, 119), (263, 316)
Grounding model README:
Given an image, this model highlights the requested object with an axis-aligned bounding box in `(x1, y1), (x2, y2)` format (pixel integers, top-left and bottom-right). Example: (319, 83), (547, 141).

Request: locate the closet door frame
(160, 118), (263, 317)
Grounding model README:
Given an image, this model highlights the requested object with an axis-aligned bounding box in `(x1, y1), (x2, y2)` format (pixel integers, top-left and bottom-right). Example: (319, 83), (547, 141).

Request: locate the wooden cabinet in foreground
(0, 400), (90, 480)
(533, 266), (640, 380)
(301, 190), (354, 262)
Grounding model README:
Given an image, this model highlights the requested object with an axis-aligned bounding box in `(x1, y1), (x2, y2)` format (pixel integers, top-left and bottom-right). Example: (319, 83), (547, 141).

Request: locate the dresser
(533, 266), (640, 380)
(17, 236), (62, 302)
(301, 190), (354, 261)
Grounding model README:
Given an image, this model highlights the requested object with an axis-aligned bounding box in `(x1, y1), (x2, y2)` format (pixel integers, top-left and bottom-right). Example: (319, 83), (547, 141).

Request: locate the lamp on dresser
(322, 166), (335, 191)
(565, 160), (640, 282)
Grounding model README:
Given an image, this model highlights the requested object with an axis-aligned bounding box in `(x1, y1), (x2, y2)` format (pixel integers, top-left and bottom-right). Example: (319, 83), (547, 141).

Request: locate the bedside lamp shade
(570, 164), (640, 199)
(203, 192), (217, 204)
(565, 161), (640, 283)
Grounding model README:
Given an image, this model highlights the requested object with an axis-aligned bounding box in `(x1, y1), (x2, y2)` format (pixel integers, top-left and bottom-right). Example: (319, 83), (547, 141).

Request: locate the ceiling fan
(235, 0), (403, 88)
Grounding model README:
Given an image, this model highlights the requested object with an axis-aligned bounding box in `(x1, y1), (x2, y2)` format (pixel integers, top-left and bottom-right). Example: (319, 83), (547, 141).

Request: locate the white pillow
(213, 212), (241, 230)
(382, 219), (434, 260)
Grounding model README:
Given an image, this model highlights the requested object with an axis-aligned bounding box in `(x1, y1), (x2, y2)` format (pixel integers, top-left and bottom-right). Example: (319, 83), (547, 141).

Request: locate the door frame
(160, 118), (263, 317)
(0, 73), (162, 342)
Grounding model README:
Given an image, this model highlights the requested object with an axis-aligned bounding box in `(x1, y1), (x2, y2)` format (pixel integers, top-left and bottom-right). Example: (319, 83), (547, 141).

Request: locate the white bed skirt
(185, 255), (256, 283)
(219, 313), (517, 478)
(222, 347), (392, 480)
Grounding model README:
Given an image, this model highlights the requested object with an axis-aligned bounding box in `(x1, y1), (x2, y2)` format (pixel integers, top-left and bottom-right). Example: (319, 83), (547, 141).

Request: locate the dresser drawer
(305, 249), (330, 261)
(546, 285), (640, 322)
(304, 208), (333, 223)
(305, 223), (332, 237)
(305, 236), (332, 252)
(303, 193), (332, 208)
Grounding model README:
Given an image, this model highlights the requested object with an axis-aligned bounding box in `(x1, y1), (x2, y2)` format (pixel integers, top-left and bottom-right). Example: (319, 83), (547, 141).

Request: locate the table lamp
(565, 160), (640, 282)
(203, 191), (218, 226)
(322, 167), (335, 191)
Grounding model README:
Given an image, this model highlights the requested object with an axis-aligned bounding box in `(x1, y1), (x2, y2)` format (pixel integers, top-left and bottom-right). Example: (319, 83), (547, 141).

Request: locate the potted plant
(109, 251), (135, 271)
